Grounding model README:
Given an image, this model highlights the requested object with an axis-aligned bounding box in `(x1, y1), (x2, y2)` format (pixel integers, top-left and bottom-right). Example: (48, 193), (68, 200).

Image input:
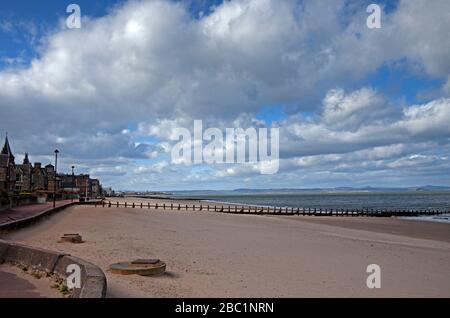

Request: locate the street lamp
(71, 165), (75, 203)
(53, 149), (59, 208)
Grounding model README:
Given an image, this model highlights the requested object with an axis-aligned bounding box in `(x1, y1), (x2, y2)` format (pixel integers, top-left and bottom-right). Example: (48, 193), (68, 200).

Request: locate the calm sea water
(189, 192), (450, 212)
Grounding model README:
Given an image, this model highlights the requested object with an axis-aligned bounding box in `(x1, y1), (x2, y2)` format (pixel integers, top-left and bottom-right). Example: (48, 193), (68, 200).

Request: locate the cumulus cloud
(282, 90), (450, 158)
(321, 88), (398, 130)
(0, 0), (449, 189)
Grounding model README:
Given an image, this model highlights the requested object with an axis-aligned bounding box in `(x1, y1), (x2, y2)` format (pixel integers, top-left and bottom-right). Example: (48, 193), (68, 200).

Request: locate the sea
(171, 191), (450, 223)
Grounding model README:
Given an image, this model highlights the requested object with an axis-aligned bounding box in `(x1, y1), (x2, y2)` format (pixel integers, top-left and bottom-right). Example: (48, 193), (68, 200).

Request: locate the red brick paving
(0, 200), (77, 297)
(0, 267), (45, 298)
(0, 200), (74, 226)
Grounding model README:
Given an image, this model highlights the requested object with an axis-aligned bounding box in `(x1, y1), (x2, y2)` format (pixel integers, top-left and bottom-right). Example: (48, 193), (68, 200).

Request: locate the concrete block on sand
(1, 240), (66, 271)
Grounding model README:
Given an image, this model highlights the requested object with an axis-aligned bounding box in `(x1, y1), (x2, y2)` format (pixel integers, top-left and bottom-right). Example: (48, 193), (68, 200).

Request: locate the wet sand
(291, 216), (450, 243)
(2, 200), (450, 298)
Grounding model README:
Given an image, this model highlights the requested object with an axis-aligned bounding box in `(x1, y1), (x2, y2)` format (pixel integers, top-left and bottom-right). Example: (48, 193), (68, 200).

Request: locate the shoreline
(285, 216), (450, 243)
(200, 199), (450, 223)
(111, 196), (450, 223)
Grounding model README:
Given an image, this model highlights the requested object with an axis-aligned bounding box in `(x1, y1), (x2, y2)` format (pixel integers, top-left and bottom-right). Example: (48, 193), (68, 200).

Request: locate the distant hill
(168, 186), (450, 196)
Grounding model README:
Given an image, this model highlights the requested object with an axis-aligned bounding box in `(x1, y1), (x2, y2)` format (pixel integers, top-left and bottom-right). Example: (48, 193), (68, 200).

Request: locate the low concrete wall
(0, 201), (80, 232)
(0, 239), (107, 298)
(53, 255), (106, 298)
(0, 200), (10, 212)
(12, 196), (38, 207)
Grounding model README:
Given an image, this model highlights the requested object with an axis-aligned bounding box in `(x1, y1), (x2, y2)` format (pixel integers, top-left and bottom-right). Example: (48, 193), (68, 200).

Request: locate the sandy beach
(1, 198), (450, 298)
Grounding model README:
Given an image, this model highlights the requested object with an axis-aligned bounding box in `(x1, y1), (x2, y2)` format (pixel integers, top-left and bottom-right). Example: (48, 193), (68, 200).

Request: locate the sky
(0, 0), (449, 191)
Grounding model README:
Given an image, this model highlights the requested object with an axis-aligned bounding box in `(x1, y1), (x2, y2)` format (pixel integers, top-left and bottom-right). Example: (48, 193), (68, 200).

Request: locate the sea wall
(0, 201), (77, 232)
(0, 239), (107, 298)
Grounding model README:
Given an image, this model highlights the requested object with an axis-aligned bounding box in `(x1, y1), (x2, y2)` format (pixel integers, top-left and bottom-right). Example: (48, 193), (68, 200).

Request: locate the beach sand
(1, 199), (449, 298)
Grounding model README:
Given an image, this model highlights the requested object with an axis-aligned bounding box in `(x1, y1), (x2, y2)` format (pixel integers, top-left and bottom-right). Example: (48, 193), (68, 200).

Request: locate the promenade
(0, 200), (74, 228)
(0, 200), (75, 298)
(0, 264), (59, 298)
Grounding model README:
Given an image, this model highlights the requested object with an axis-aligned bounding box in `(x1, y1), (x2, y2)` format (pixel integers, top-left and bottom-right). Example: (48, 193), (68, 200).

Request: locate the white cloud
(282, 90), (450, 158)
(0, 0), (450, 189)
(321, 88), (398, 130)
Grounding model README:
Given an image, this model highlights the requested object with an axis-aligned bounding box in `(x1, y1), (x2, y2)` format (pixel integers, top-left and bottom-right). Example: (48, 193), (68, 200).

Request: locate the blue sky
(0, 0), (449, 191)
(0, 0), (224, 68)
(0, 1), (122, 67)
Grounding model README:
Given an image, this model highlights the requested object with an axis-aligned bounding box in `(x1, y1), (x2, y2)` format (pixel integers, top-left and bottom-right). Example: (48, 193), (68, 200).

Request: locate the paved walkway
(0, 264), (61, 298)
(0, 266), (44, 298)
(0, 200), (76, 297)
(0, 200), (75, 226)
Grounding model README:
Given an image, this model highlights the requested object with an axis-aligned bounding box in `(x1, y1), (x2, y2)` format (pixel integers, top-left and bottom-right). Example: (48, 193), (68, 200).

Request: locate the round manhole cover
(110, 259), (166, 276)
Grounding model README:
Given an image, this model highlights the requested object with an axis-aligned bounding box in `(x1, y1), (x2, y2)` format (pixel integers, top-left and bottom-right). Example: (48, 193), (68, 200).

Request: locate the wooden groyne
(96, 201), (449, 217)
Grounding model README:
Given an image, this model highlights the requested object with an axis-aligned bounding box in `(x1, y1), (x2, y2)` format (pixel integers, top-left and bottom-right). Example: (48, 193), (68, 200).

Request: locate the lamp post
(53, 149), (59, 208)
(71, 166), (75, 203)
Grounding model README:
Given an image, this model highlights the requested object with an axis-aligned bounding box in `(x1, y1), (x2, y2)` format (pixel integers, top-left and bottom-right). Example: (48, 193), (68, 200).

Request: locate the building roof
(17, 163), (31, 172)
(33, 166), (47, 176)
(23, 153), (30, 165)
(0, 154), (8, 166)
(1, 135), (14, 163)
